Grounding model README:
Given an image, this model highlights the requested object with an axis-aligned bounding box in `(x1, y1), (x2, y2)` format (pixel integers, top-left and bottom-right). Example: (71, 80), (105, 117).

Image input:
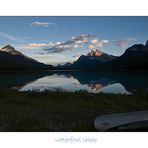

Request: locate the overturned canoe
(95, 111), (148, 131)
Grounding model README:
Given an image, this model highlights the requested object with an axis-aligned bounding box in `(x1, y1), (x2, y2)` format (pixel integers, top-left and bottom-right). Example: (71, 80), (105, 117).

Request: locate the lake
(0, 71), (148, 94)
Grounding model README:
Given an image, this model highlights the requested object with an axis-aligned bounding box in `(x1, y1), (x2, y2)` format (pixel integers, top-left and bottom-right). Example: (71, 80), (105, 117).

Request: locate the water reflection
(0, 71), (148, 94)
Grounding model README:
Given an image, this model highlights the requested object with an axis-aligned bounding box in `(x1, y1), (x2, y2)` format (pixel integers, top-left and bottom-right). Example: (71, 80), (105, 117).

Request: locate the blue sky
(0, 16), (148, 65)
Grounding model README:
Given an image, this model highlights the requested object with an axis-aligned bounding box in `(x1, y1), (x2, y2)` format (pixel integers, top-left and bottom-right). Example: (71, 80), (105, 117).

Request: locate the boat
(95, 111), (148, 131)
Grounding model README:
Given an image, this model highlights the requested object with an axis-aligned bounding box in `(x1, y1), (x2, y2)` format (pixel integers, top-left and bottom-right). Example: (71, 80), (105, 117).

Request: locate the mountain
(87, 49), (105, 56)
(0, 45), (53, 71)
(103, 40), (148, 70)
(66, 49), (117, 69)
(62, 40), (148, 70)
(0, 45), (25, 56)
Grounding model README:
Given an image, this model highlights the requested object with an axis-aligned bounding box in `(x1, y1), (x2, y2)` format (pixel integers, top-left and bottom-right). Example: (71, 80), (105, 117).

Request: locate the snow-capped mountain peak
(87, 48), (105, 56)
(0, 44), (23, 55)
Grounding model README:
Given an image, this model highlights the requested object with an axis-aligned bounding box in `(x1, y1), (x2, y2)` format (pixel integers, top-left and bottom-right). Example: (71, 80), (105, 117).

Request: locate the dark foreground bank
(0, 90), (148, 131)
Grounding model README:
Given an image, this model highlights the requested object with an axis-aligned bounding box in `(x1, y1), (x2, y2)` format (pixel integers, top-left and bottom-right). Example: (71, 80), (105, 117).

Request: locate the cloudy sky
(0, 16), (148, 65)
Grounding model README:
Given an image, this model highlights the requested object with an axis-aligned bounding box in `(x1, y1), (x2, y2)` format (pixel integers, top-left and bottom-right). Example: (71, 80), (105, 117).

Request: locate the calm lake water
(0, 71), (148, 94)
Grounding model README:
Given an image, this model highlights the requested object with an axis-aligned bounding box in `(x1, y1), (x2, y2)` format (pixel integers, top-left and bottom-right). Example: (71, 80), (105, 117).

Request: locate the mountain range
(1, 40), (148, 71)
(61, 40), (148, 70)
(0, 45), (53, 71)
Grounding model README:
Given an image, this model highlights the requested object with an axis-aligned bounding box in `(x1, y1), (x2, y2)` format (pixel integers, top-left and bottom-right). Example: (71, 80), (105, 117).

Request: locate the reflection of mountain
(88, 83), (104, 91)
(1, 71), (148, 94)
(55, 71), (116, 91)
(106, 72), (148, 94)
(55, 71), (148, 94)
(55, 71), (115, 85)
(0, 72), (53, 90)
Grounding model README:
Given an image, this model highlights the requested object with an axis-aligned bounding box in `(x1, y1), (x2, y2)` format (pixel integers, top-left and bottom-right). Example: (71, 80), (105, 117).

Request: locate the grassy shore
(0, 90), (148, 131)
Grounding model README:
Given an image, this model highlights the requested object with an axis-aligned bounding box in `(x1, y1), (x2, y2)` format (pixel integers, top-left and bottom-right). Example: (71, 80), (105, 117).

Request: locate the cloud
(0, 31), (24, 42)
(28, 43), (49, 47)
(44, 34), (91, 53)
(31, 21), (56, 27)
(27, 34), (109, 53)
(71, 34), (91, 43)
(114, 38), (136, 48)
(89, 37), (109, 49)
(88, 44), (95, 49)
(72, 52), (81, 58)
(48, 42), (62, 46)
(27, 42), (63, 48)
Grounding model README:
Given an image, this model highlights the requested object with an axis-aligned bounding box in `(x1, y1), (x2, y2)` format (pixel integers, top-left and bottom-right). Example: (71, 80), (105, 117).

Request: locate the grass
(0, 90), (148, 131)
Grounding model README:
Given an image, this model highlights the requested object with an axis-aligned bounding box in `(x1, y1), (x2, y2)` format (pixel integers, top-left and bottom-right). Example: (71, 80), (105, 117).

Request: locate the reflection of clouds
(99, 83), (131, 94)
(20, 74), (81, 92)
(56, 73), (76, 80)
(73, 82), (81, 88)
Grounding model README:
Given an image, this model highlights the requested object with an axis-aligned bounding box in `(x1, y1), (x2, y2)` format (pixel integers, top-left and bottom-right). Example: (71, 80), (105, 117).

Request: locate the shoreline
(0, 69), (148, 73)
